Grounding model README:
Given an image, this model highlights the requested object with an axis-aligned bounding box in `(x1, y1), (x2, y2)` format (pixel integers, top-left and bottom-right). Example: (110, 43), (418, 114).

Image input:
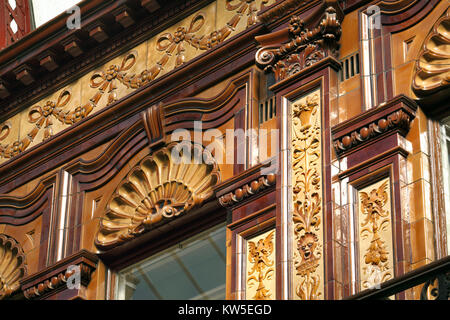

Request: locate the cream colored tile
(147, 2), (217, 80)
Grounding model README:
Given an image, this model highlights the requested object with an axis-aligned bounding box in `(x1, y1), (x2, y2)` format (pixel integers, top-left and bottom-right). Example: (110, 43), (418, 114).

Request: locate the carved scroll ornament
(256, 0), (343, 82)
(0, 234), (27, 300)
(95, 141), (220, 250)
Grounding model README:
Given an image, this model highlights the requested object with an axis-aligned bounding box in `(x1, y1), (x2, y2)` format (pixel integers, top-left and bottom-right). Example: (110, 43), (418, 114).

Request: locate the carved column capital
(255, 0), (343, 82)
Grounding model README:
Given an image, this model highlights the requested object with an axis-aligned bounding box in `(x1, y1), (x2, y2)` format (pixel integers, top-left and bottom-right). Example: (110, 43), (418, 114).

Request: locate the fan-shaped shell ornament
(412, 7), (450, 97)
(95, 141), (221, 250)
(0, 234), (27, 299)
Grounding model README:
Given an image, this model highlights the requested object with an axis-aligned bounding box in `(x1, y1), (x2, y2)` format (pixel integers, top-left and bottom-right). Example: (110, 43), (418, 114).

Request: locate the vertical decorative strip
(246, 229), (276, 300)
(358, 177), (394, 290)
(291, 89), (324, 300)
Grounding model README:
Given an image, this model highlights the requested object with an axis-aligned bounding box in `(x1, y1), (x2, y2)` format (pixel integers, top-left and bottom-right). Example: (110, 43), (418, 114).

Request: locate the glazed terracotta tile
(339, 73), (361, 96)
(339, 10), (359, 58)
(86, 260), (106, 300)
(407, 151), (431, 184)
(408, 179), (433, 222)
(392, 61), (415, 97)
(3, 216), (42, 255)
(338, 86), (362, 122)
(23, 243), (42, 276)
(410, 218), (435, 264)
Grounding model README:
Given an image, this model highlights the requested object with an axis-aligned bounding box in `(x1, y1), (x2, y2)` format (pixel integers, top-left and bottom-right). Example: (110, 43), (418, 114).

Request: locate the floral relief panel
(291, 88), (324, 300)
(357, 177), (394, 291)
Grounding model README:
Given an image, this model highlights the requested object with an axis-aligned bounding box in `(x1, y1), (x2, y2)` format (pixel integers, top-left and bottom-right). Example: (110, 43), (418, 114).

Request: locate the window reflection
(116, 223), (226, 300)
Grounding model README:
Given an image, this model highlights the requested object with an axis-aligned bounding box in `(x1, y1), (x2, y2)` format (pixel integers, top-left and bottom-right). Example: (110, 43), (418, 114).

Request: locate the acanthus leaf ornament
(256, 0), (343, 82)
(291, 91), (324, 300)
(95, 141), (220, 250)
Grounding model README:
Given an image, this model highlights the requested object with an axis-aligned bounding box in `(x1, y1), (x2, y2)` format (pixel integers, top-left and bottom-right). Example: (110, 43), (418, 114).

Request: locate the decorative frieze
(0, 235), (27, 300)
(0, 0), (274, 163)
(246, 229), (276, 300)
(291, 89), (324, 300)
(357, 178), (394, 290)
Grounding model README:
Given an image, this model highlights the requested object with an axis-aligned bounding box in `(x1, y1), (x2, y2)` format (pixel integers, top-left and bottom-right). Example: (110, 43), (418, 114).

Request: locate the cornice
(258, 0), (322, 25)
(218, 173), (276, 208)
(214, 161), (277, 208)
(20, 249), (98, 300)
(332, 95), (418, 158)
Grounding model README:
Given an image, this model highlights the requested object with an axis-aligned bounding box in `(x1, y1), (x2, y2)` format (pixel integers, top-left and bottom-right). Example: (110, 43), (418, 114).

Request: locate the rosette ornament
(95, 142), (220, 250)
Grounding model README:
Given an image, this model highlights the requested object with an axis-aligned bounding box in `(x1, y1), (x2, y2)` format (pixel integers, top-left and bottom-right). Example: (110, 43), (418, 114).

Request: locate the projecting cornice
(214, 161), (277, 209)
(20, 250), (98, 300)
(255, 0), (343, 82)
(332, 95), (418, 157)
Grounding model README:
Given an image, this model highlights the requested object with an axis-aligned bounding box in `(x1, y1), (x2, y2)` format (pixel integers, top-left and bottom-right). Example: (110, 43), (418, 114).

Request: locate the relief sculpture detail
(291, 90), (324, 300)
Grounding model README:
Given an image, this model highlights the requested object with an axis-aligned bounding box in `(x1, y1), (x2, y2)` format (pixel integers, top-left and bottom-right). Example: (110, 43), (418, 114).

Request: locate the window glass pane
(117, 223), (226, 300)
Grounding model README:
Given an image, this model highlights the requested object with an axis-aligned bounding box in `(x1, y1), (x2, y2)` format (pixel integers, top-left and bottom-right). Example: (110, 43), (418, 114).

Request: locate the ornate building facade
(0, 0), (449, 300)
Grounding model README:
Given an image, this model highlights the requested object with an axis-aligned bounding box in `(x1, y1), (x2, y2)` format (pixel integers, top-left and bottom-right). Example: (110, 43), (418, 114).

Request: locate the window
(115, 223), (226, 300)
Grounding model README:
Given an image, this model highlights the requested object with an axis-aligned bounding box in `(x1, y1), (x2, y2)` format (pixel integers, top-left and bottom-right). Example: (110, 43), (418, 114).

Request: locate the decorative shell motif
(95, 142), (220, 250)
(0, 235), (27, 300)
(412, 7), (450, 97)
